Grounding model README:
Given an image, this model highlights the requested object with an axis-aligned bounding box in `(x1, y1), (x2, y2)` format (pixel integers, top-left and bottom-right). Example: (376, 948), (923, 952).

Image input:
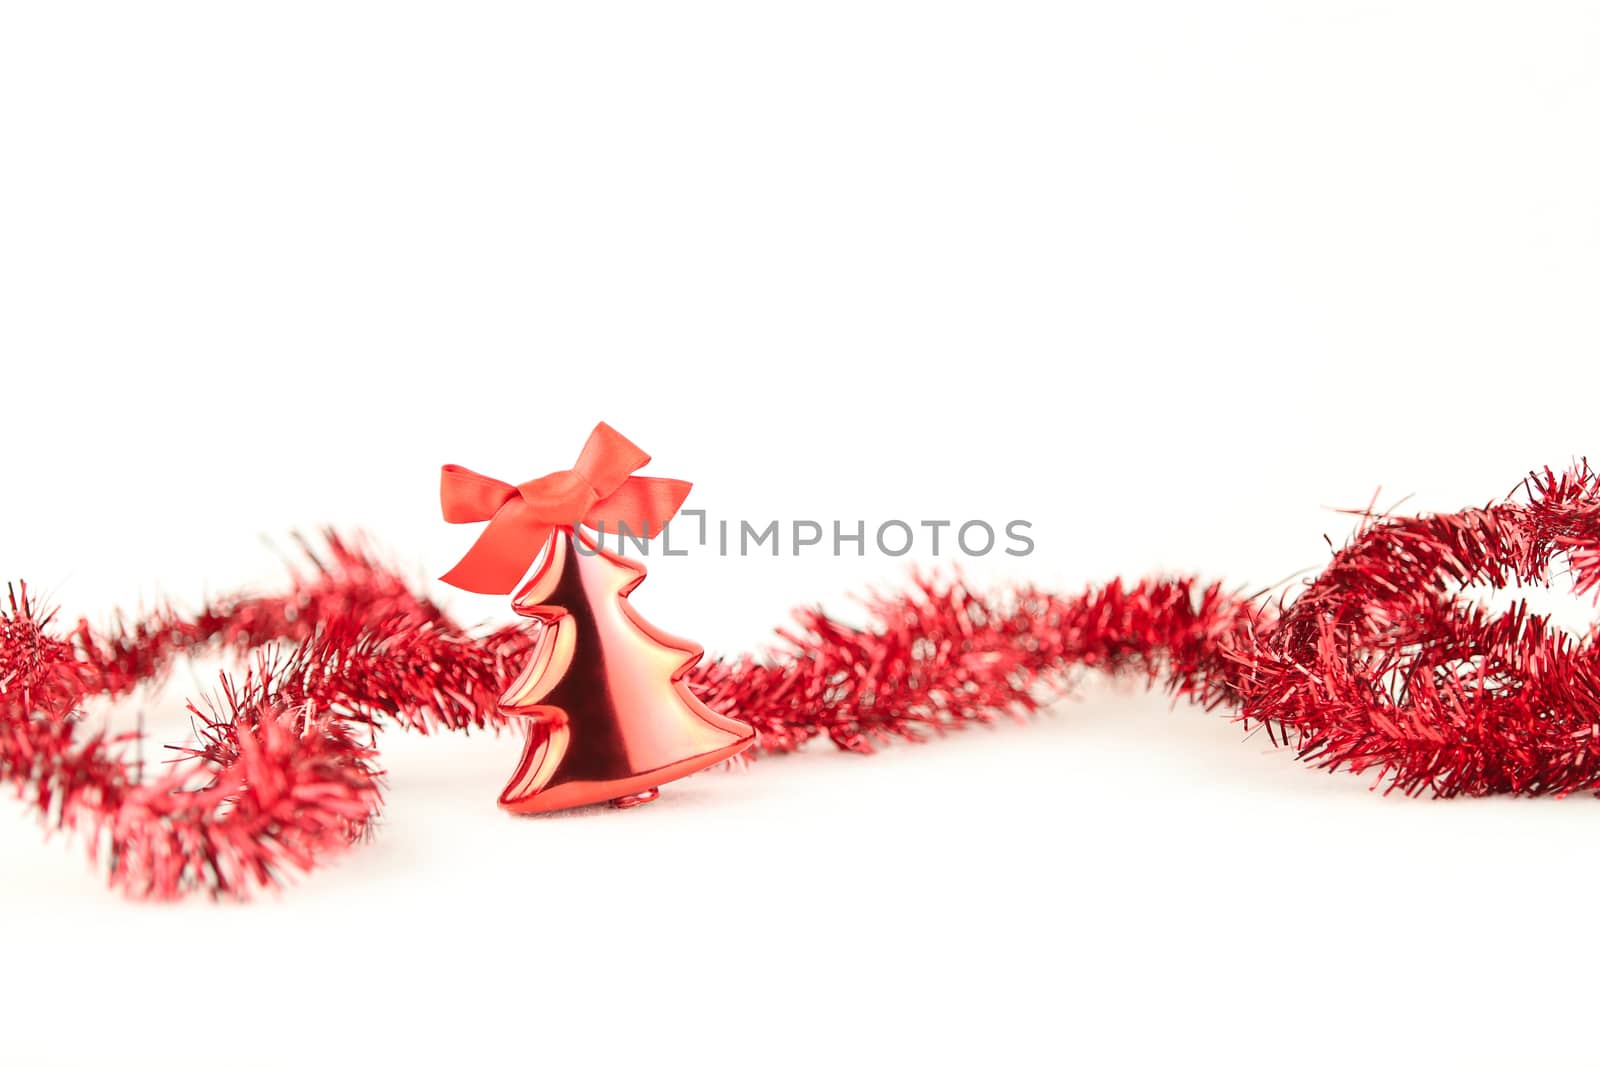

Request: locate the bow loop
(439, 422), (691, 594)
(572, 421), (651, 497)
(438, 464), (519, 524)
(584, 476), (692, 536)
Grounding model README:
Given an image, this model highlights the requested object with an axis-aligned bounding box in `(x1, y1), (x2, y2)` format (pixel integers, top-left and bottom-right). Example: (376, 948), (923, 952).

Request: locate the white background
(3, 3), (1598, 1064)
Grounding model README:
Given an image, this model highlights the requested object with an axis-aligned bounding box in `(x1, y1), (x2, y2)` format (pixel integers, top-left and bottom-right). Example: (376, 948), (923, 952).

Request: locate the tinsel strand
(3, 465), (1598, 899)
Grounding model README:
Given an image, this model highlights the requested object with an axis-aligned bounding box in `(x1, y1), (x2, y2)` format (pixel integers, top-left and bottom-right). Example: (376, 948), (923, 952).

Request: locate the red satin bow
(439, 422), (692, 594)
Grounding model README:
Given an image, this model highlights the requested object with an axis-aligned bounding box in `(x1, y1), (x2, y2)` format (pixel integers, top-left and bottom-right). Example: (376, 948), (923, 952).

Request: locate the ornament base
(500, 732), (752, 815)
(609, 788), (660, 810)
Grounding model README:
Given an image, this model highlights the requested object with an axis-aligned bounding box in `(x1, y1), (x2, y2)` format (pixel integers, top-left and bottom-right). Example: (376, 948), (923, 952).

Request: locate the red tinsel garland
(3, 465), (1598, 899)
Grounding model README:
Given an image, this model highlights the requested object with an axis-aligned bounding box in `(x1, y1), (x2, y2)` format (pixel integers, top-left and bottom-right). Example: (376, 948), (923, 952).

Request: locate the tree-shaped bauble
(437, 423), (753, 813)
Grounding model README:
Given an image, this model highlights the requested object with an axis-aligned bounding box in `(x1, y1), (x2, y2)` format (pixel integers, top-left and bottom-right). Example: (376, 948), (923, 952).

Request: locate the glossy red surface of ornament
(436, 423), (751, 814)
(495, 528), (754, 814)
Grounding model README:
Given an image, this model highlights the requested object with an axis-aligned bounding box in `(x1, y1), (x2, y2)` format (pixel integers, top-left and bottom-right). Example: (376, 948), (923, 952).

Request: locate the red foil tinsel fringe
(4, 466), (1599, 899)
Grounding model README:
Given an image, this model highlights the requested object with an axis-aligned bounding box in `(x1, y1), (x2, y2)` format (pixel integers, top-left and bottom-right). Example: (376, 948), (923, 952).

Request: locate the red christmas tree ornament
(438, 423), (754, 813)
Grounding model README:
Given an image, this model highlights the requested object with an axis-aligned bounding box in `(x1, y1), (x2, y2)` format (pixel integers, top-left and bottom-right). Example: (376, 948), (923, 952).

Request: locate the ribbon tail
(440, 507), (555, 594)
